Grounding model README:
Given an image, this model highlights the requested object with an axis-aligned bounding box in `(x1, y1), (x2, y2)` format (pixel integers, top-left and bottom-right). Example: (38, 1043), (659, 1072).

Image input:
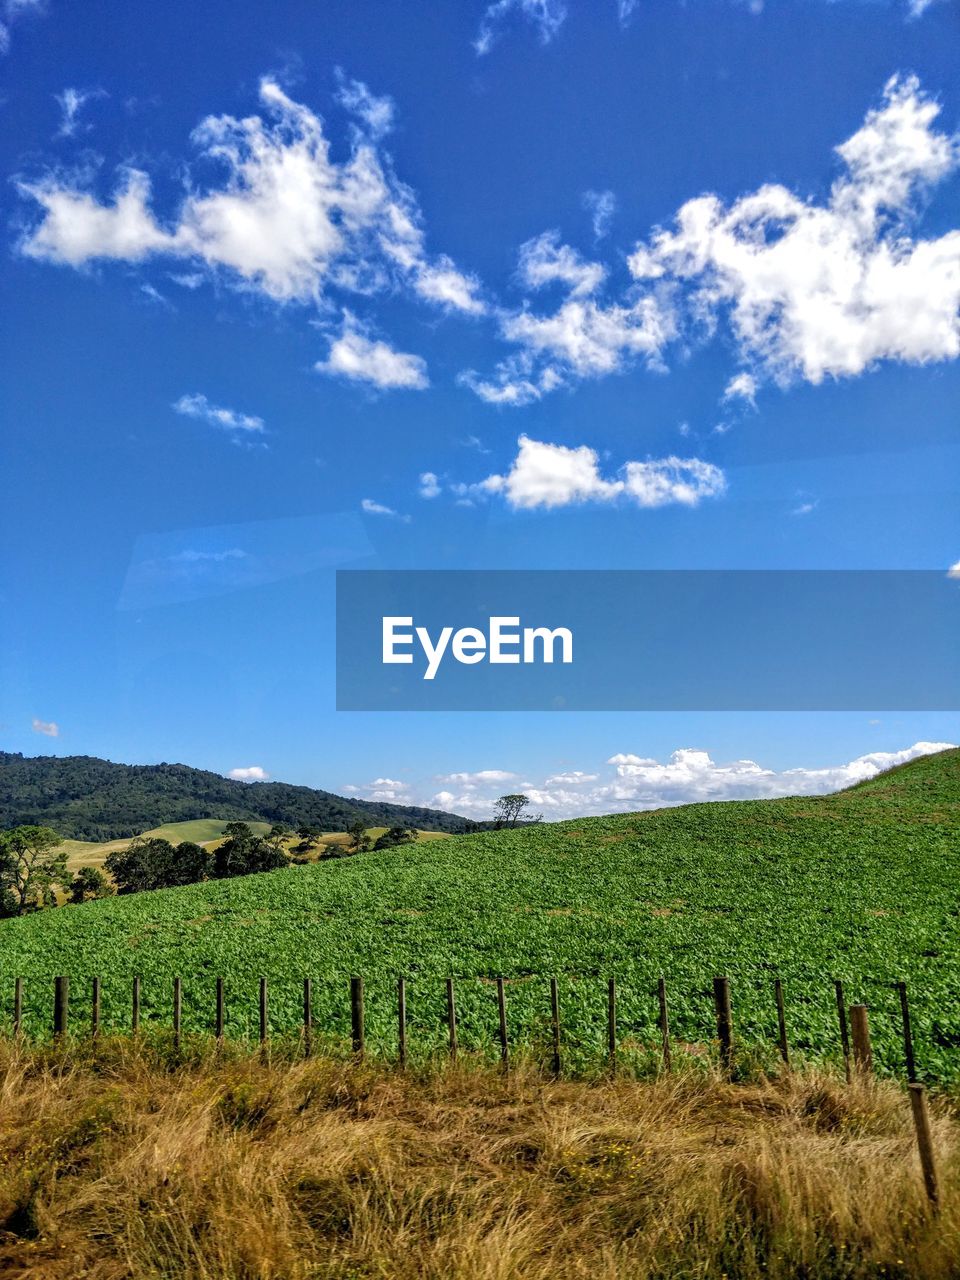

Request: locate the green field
(3, 749), (959, 1078)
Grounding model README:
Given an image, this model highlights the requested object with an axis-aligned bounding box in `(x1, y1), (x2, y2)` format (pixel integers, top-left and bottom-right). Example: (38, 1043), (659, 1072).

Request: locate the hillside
(2, 747), (959, 1075)
(0, 751), (467, 840)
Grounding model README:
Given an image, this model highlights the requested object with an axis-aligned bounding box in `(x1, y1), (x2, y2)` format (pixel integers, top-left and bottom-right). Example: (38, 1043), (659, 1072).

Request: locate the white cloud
(361, 497), (410, 522)
(227, 765), (269, 782)
(791, 499), (818, 516)
(19, 76), (482, 315)
(31, 717), (59, 737)
(947, 559), (960, 579)
(722, 371), (757, 405)
(430, 740), (955, 820)
(474, 0), (567, 55)
(55, 87), (104, 139)
(317, 316), (429, 389)
(438, 769), (519, 785)
(173, 392), (264, 434)
(1, 0), (45, 55)
(473, 435), (725, 510)
(628, 75), (960, 389)
(346, 776), (412, 802)
(419, 471), (441, 499)
(517, 230), (606, 297)
(334, 71), (394, 138)
(583, 189), (617, 242)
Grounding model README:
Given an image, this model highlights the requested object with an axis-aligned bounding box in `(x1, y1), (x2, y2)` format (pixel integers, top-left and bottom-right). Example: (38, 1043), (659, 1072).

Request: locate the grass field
(0, 1040), (955, 1279)
(3, 749), (958, 1078)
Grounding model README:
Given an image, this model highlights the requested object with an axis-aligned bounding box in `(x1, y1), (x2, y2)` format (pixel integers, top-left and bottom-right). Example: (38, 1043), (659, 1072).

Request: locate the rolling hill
(0, 751), (468, 840)
(1, 747), (958, 1076)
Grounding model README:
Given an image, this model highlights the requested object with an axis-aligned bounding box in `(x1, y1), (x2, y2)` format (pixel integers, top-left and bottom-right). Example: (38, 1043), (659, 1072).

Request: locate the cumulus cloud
(474, 0), (567, 55)
(317, 316), (429, 389)
(438, 769), (519, 785)
(344, 776), (411, 802)
(468, 435), (725, 510)
(173, 392), (264, 434)
(628, 75), (960, 389)
(517, 230), (606, 297)
(419, 471), (441, 499)
(31, 717), (59, 737)
(722, 371), (757, 405)
(18, 76), (483, 316)
(227, 765), (269, 782)
(429, 741), (954, 820)
(948, 560), (960, 579)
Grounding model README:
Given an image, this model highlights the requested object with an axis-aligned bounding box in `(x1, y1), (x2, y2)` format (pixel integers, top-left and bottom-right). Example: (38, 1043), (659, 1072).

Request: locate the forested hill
(0, 752), (468, 840)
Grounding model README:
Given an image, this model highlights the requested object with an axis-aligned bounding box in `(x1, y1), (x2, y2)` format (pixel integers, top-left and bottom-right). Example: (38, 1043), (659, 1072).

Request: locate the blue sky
(1, 0), (958, 819)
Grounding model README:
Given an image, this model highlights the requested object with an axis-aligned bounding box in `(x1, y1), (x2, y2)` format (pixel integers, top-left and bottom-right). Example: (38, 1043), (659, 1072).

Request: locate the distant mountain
(0, 752), (468, 841)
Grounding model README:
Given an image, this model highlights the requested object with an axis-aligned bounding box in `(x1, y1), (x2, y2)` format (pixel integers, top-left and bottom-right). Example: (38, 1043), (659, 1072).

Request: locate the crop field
(2, 750), (958, 1079)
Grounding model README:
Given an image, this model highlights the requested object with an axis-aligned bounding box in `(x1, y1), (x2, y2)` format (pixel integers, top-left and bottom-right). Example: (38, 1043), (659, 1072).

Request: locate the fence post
(774, 978), (790, 1068)
(13, 977), (22, 1038)
(259, 976), (268, 1047)
(91, 977), (101, 1039)
(215, 977), (225, 1041)
(496, 977), (508, 1071)
(607, 977), (617, 1074)
(849, 1004), (873, 1076)
(713, 976), (733, 1075)
(397, 977), (407, 1070)
(658, 977), (672, 1073)
(550, 978), (561, 1076)
(132, 976), (140, 1034)
(897, 981), (918, 1084)
(173, 977), (182, 1051)
(446, 978), (458, 1062)
(834, 980), (851, 1083)
(350, 976), (365, 1058)
(53, 976), (68, 1040)
(908, 1083), (939, 1208)
(303, 978), (312, 1059)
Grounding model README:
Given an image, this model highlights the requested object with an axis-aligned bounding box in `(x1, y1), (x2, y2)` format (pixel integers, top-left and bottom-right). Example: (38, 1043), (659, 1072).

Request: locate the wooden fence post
(550, 978), (561, 1076)
(713, 976), (733, 1074)
(303, 978), (312, 1059)
(908, 1083), (939, 1207)
(53, 976), (68, 1040)
(91, 977), (101, 1039)
(397, 977), (407, 1070)
(13, 978), (22, 1038)
(849, 1004), (873, 1076)
(834, 980), (851, 1083)
(215, 978), (225, 1041)
(774, 978), (790, 1068)
(496, 977), (508, 1071)
(173, 978), (182, 1051)
(132, 976), (140, 1034)
(446, 978), (458, 1062)
(607, 977), (617, 1074)
(897, 981), (918, 1084)
(259, 976), (268, 1047)
(658, 977), (672, 1073)
(350, 976), (365, 1058)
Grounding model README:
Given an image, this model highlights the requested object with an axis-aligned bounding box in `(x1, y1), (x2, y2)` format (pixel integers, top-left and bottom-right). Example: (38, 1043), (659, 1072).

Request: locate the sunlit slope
(3, 749), (959, 1075)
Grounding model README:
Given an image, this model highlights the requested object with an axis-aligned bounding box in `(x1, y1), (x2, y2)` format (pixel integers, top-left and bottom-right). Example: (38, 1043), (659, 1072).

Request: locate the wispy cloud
(54, 86), (105, 138)
(474, 0), (567, 55)
(361, 497), (410, 522)
(31, 717), (59, 737)
(173, 392), (265, 436)
(582, 189), (616, 242)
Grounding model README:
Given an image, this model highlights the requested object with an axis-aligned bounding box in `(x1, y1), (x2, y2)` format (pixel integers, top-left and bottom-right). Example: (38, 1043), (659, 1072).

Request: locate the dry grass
(0, 1041), (957, 1279)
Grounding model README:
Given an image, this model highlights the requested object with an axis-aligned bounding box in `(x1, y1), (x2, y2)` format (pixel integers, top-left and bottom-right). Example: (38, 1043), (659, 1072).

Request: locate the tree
(0, 826), (69, 915)
(347, 819), (371, 853)
(493, 795), (531, 828)
(212, 822), (288, 879)
(105, 837), (210, 894)
(68, 865), (110, 905)
(373, 826), (417, 851)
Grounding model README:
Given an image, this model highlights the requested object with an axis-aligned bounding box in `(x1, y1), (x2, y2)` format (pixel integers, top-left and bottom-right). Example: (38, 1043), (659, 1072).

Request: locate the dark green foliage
(373, 826), (417, 850)
(105, 837), (210, 894)
(0, 751), (467, 841)
(68, 866), (110, 905)
(212, 822), (289, 879)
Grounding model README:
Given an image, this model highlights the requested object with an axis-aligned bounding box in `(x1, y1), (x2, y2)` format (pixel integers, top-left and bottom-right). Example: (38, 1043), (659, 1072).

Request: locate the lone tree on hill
(0, 825), (69, 915)
(373, 826), (417, 850)
(493, 794), (532, 828)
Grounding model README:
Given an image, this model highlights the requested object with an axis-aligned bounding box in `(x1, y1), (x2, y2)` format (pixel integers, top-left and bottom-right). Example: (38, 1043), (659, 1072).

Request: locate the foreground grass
(0, 1041), (958, 1278)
